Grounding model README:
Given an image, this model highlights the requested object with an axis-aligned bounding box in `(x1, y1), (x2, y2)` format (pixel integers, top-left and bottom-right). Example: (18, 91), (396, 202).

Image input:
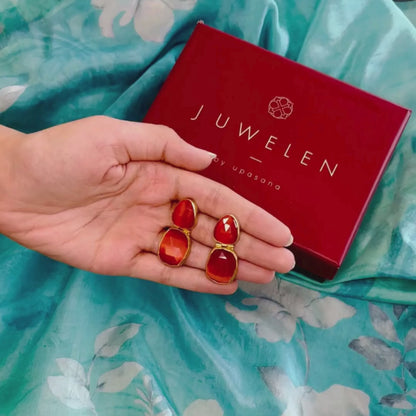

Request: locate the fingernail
(285, 234), (294, 247)
(207, 152), (217, 159)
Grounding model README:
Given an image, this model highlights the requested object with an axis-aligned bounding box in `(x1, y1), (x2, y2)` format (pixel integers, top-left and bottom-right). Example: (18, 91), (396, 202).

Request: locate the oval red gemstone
(172, 199), (196, 229)
(206, 248), (238, 284)
(159, 228), (189, 266)
(214, 215), (239, 245)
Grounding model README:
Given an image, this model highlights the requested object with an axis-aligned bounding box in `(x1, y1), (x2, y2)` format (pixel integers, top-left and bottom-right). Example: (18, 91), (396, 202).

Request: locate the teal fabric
(1, 1), (416, 415)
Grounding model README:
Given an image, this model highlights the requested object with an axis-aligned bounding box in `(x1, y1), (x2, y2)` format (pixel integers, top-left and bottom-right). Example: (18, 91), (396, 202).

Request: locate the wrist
(0, 125), (25, 236)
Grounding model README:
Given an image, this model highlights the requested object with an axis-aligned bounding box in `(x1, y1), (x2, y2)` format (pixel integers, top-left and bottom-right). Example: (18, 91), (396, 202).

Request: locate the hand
(0, 116), (294, 294)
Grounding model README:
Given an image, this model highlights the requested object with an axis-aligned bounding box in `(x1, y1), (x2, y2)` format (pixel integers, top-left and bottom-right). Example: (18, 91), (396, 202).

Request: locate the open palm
(0, 116), (294, 293)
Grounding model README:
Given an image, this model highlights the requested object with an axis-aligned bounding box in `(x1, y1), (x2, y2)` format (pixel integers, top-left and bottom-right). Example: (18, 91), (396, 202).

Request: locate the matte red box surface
(144, 23), (411, 280)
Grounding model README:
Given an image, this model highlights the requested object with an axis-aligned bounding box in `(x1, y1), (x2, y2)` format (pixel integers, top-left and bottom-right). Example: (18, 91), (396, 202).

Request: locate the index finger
(174, 170), (293, 248)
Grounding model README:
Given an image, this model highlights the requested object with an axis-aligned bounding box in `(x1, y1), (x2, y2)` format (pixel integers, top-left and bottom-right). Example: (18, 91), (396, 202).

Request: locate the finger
(237, 261), (276, 284)
(149, 213), (294, 276)
(184, 239), (293, 279)
(149, 226), (279, 283)
(130, 252), (238, 294)
(173, 169), (293, 247)
(116, 120), (216, 171)
(191, 213), (295, 271)
(187, 245), (279, 283)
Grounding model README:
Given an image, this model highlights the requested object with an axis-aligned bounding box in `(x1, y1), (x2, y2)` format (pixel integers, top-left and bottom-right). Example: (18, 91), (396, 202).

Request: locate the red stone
(172, 199), (196, 229)
(206, 248), (238, 284)
(159, 228), (190, 266)
(214, 215), (239, 245)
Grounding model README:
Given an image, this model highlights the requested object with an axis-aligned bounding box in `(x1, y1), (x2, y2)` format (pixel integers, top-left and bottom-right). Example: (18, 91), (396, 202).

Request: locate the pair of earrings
(158, 198), (240, 284)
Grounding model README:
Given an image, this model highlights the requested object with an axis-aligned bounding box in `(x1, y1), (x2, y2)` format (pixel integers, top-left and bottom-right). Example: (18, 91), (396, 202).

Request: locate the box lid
(144, 23), (411, 280)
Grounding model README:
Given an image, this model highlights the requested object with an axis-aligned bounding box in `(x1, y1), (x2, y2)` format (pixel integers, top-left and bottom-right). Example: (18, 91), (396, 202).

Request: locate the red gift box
(144, 23), (411, 281)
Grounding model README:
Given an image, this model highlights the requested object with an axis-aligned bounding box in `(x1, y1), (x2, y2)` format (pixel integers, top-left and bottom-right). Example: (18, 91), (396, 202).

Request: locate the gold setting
(158, 228), (191, 267)
(205, 246), (239, 284)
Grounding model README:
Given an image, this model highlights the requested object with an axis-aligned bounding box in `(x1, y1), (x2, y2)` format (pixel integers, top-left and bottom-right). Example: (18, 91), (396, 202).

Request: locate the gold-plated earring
(206, 214), (240, 284)
(158, 199), (198, 267)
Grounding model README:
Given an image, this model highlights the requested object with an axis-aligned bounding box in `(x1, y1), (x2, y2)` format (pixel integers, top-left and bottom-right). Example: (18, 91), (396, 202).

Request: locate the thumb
(116, 119), (217, 171)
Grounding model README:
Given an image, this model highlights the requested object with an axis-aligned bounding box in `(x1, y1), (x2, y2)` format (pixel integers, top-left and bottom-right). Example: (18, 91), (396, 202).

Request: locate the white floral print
(261, 367), (370, 416)
(91, 0), (197, 41)
(183, 399), (224, 416)
(48, 324), (146, 414)
(226, 279), (356, 343)
(0, 85), (26, 112)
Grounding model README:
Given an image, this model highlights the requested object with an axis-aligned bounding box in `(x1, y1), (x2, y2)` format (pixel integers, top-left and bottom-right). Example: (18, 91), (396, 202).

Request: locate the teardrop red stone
(214, 215), (239, 245)
(206, 248), (238, 284)
(159, 228), (190, 266)
(172, 199), (196, 229)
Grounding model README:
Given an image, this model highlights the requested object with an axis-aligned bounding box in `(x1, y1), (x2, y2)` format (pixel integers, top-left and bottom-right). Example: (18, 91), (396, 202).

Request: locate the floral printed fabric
(1, 0), (416, 415)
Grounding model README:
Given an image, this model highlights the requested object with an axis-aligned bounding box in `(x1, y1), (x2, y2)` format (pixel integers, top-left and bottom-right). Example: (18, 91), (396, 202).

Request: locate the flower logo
(268, 96), (294, 120)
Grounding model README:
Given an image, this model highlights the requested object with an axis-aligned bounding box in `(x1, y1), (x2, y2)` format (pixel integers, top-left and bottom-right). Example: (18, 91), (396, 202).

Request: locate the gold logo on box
(268, 96), (294, 120)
